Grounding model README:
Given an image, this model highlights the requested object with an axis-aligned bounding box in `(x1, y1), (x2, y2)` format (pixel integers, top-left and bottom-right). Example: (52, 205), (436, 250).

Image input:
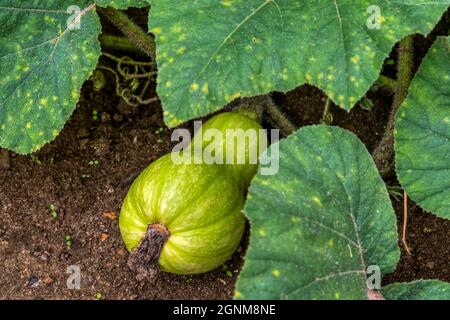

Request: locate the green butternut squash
(119, 111), (266, 276)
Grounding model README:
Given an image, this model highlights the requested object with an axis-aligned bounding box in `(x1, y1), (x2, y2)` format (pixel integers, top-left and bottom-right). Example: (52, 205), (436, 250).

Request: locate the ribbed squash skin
(189, 111), (267, 188)
(119, 112), (265, 274)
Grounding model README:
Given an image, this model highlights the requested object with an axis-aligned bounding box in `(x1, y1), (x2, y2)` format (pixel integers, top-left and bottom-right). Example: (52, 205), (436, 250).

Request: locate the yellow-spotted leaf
(150, 0), (450, 127)
(235, 125), (400, 300)
(0, 1), (101, 154)
(382, 280), (450, 300)
(395, 37), (450, 219)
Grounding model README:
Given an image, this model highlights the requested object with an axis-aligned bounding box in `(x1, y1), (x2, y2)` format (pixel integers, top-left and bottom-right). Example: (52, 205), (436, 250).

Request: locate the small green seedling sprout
(30, 155), (42, 165)
(129, 78), (140, 93)
(222, 264), (233, 277)
(154, 127), (164, 135)
(387, 185), (403, 202)
(360, 97), (374, 111)
(49, 204), (57, 219)
(157, 139), (163, 144)
(91, 70), (106, 92)
(65, 235), (72, 249)
(95, 292), (102, 300)
(88, 159), (99, 166)
(92, 110), (98, 121)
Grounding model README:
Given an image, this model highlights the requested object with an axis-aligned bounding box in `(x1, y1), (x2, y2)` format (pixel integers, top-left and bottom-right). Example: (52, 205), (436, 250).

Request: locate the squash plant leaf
(382, 280), (450, 300)
(235, 126), (400, 300)
(395, 37), (450, 219)
(95, 0), (150, 9)
(0, 1), (101, 154)
(150, 0), (450, 127)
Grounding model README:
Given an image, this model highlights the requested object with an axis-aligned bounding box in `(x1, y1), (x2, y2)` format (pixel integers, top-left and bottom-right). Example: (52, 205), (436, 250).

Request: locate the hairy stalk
(97, 7), (155, 59)
(373, 36), (414, 177)
(102, 52), (154, 66)
(231, 95), (267, 124)
(232, 95), (296, 136)
(264, 95), (297, 137)
(99, 34), (141, 54)
(127, 223), (170, 281)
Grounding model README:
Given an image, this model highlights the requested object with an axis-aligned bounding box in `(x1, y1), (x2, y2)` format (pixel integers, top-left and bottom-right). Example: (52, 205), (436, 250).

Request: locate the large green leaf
(0, 1), (101, 154)
(395, 37), (450, 219)
(235, 125), (399, 300)
(382, 280), (450, 300)
(95, 0), (150, 9)
(150, 0), (450, 127)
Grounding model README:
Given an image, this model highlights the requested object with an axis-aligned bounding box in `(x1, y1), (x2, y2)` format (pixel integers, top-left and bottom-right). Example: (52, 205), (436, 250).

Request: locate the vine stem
(234, 95), (296, 137)
(97, 7), (155, 59)
(372, 35), (414, 177)
(97, 65), (158, 107)
(99, 34), (141, 54)
(264, 95), (297, 137)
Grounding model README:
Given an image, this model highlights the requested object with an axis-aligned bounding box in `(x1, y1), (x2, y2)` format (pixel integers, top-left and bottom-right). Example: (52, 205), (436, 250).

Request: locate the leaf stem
(97, 7), (155, 59)
(99, 34), (142, 54)
(373, 35), (414, 177)
(265, 95), (297, 137)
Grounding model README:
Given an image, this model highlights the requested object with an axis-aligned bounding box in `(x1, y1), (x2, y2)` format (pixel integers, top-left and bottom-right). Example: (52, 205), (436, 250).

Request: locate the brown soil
(0, 76), (246, 299)
(0, 8), (448, 300)
(384, 198), (450, 284)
